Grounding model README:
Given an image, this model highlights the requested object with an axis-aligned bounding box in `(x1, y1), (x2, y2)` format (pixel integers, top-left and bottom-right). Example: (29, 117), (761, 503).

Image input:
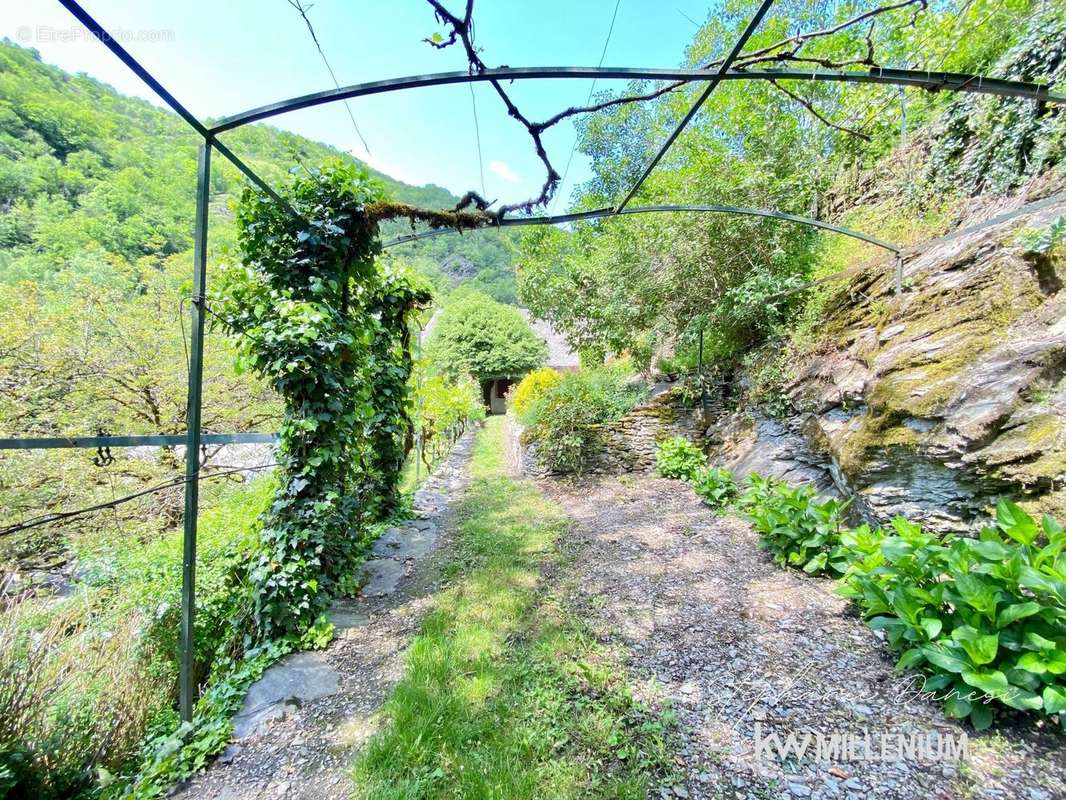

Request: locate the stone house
(482, 310), (579, 414)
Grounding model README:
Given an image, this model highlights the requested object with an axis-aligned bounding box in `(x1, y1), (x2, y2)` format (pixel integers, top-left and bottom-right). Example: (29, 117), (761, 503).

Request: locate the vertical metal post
(180, 140), (212, 722)
(894, 254), (904, 295)
(697, 327), (707, 415)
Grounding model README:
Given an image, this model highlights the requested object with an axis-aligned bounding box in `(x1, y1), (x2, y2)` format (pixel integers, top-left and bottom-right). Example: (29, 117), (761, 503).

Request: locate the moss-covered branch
(367, 200), (496, 232)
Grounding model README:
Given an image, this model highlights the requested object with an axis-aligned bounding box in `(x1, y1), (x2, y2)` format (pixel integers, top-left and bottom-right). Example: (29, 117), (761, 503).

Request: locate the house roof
(518, 310), (580, 369)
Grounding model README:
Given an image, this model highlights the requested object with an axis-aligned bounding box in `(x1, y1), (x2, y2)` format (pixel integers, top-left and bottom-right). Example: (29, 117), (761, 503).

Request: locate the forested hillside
(0, 40), (516, 299)
(0, 38), (513, 569)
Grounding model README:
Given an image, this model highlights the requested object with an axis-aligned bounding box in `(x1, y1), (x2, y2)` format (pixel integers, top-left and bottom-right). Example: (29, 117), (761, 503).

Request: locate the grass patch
(0, 475), (276, 798)
(351, 417), (675, 799)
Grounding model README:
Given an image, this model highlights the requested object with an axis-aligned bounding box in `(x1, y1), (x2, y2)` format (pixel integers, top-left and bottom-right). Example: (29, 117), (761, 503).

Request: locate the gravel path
(172, 429), (478, 800)
(541, 473), (1066, 800)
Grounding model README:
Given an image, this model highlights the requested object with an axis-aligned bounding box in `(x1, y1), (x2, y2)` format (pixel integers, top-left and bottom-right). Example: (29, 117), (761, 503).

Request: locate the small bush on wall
(521, 363), (645, 474)
(510, 367), (561, 423)
(655, 436), (706, 481)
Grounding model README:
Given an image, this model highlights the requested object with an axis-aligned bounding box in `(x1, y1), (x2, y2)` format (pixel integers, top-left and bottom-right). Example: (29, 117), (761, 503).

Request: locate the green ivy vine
(926, 5), (1065, 196)
(213, 160), (430, 639)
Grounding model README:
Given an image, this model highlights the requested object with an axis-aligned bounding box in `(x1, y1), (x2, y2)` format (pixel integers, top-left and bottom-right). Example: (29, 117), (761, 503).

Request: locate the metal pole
(615, 0), (775, 212)
(180, 140), (212, 722)
(697, 328), (707, 415)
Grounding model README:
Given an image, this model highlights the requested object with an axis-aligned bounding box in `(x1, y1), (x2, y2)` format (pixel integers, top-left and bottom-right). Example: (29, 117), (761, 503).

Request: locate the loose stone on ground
(542, 473), (1066, 800)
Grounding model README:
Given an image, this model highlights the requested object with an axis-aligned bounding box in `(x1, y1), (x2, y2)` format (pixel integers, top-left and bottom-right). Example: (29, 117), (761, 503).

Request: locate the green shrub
(691, 466), (737, 510)
(410, 372), (485, 476)
(0, 476), (276, 799)
(0, 602), (164, 800)
(838, 502), (1066, 730)
(652, 350), (698, 381)
(423, 290), (547, 382)
(655, 437), (706, 481)
(522, 363), (645, 474)
(509, 367), (561, 423)
(741, 474), (851, 576)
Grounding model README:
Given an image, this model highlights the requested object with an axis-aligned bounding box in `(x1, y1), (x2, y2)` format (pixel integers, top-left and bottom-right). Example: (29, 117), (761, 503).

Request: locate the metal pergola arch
(213, 67), (1065, 135)
(37, 0), (1064, 720)
(381, 204), (902, 252)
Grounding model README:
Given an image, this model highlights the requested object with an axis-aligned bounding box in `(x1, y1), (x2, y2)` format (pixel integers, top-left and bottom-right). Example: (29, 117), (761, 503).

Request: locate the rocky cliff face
(706, 177), (1066, 532)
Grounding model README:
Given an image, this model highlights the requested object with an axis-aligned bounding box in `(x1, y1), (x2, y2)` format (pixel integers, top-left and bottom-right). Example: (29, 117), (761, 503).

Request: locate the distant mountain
(0, 40), (515, 302)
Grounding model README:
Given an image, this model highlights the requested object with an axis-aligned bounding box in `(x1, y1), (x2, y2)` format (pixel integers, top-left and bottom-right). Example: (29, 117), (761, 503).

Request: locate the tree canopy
(514, 0), (1066, 372)
(424, 290), (547, 382)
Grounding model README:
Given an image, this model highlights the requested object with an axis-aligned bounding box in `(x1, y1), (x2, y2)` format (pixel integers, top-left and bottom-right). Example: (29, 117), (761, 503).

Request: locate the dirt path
(172, 430), (478, 800)
(542, 473), (1066, 800)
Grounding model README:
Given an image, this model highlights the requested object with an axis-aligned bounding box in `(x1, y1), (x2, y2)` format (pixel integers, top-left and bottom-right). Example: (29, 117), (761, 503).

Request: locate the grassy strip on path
(351, 417), (675, 799)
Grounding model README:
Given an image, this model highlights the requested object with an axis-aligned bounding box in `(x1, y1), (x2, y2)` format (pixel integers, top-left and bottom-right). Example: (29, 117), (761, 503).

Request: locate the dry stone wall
(512, 385), (705, 476)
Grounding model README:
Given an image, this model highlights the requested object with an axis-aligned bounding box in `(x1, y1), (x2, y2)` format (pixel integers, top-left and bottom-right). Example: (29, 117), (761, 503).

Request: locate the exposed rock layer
(708, 179), (1066, 532)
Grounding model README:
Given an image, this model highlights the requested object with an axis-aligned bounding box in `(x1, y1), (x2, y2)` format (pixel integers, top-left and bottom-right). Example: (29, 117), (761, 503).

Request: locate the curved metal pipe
(381, 204), (901, 252)
(213, 66), (1064, 134)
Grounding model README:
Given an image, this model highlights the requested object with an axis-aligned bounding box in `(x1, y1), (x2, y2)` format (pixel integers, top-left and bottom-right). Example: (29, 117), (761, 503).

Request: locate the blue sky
(2, 0), (718, 208)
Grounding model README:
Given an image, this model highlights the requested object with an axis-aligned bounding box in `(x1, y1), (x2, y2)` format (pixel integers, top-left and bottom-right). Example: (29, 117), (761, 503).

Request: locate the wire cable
(468, 82), (487, 200)
(1, 462), (279, 537)
(550, 0), (623, 214)
(284, 0), (371, 155)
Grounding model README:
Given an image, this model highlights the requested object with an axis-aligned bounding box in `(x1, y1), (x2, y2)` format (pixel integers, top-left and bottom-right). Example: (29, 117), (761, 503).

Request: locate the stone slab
(328, 599), (370, 630)
(232, 651), (340, 739)
(371, 525), (438, 561)
(359, 558), (403, 597)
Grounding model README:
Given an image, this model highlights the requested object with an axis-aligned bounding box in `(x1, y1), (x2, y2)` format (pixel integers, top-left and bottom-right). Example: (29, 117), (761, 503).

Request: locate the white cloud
(489, 160), (520, 184)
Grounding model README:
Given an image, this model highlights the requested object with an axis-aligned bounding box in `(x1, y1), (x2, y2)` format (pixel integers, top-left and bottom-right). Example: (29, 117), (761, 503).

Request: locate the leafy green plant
(215, 160), (430, 639)
(839, 502), (1066, 730)
(741, 475), (851, 576)
(522, 363), (645, 475)
(691, 466), (737, 510)
(655, 436), (706, 481)
(509, 367), (560, 423)
(1018, 215), (1066, 255)
(410, 372), (485, 474)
